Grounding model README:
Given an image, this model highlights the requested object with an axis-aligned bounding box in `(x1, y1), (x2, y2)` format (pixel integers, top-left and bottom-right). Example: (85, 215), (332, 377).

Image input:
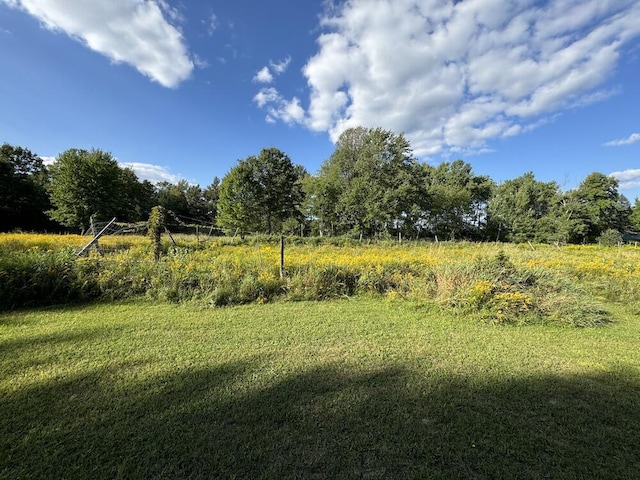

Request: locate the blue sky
(1, 0), (639, 202)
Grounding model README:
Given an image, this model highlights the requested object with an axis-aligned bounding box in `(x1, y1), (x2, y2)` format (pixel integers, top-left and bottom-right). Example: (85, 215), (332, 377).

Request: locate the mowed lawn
(1, 299), (639, 479)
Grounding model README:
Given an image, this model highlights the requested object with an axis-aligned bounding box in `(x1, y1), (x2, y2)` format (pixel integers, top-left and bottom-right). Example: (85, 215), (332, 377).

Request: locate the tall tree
(0, 143), (52, 231)
(488, 172), (560, 243)
(311, 127), (425, 237)
(629, 198), (640, 232)
(155, 181), (190, 218)
(571, 172), (630, 242)
(217, 160), (262, 235)
(47, 148), (129, 230)
(254, 148), (306, 233)
(116, 168), (156, 222)
(155, 180), (216, 224)
(217, 148), (304, 235)
(425, 160), (494, 240)
(203, 177), (221, 224)
(539, 191), (588, 245)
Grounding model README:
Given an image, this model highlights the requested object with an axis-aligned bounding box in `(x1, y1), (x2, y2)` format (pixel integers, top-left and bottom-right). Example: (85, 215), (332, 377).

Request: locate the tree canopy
(2, 136), (637, 244)
(0, 143), (51, 231)
(217, 148), (305, 235)
(307, 127), (425, 237)
(47, 149), (146, 230)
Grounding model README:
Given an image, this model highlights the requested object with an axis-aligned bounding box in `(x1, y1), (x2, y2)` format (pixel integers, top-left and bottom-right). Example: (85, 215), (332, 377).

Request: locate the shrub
(597, 229), (622, 247)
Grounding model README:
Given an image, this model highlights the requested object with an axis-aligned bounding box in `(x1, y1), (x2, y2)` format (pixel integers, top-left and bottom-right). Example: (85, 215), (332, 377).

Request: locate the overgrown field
(1, 300), (639, 479)
(1, 233), (639, 326)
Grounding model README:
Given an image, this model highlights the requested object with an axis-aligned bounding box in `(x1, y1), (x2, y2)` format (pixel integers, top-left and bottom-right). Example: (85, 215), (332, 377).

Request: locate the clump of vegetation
(0, 248), (98, 309)
(437, 251), (611, 327)
(147, 206), (167, 261)
(597, 228), (622, 247)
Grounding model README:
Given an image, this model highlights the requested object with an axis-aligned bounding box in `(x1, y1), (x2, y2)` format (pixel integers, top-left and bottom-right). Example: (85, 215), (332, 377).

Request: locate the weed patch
(1, 235), (635, 327)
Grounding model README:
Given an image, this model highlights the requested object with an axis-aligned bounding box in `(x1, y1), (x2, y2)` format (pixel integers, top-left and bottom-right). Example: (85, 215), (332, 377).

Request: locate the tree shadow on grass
(1, 359), (639, 479)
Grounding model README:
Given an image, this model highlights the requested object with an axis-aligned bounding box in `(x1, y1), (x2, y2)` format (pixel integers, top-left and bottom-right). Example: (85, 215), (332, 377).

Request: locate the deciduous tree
(425, 160), (494, 240)
(0, 143), (52, 231)
(488, 172), (560, 243)
(217, 148), (304, 235)
(571, 172), (630, 242)
(47, 149), (132, 230)
(311, 127), (425, 237)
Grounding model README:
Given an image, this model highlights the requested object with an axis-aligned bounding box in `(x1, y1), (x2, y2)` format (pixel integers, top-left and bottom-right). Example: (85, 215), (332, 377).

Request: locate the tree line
(2, 128), (639, 243)
(1, 144), (220, 233)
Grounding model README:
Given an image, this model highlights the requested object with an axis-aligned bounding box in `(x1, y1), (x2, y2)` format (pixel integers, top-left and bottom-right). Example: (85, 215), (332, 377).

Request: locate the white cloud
(193, 54), (209, 70)
(2, 0), (193, 88)
(253, 56), (291, 84)
(610, 169), (640, 190)
(253, 88), (304, 125)
(604, 133), (640, 147)
(120, 162), (182, 184)
(253, 66), (274, 84)
(257, 0), (640, 157)
(270, 56), (291, 74)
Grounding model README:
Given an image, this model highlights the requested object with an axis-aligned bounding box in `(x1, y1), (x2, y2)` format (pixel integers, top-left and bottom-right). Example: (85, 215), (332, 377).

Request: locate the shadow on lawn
(2, 359), (639, 479)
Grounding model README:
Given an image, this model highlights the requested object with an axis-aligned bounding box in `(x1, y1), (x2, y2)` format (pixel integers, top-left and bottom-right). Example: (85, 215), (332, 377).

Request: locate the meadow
(1, 232), (639, 325)
(1, 234), (639, 477)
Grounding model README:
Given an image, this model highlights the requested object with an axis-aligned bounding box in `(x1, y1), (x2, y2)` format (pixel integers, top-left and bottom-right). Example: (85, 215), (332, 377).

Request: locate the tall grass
(1, 234), (638, 326)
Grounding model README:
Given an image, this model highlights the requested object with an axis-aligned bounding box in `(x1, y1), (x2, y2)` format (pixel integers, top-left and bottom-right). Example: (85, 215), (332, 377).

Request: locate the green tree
(629, 198), (640, 232)
(217, 160), (262, 236)
(302, 173), (341, 236)
(539, 192), (588, 245)
(253, 148), (306, 233)
(217, 148), (305, 235)
(0, 143), (52, 231)
(304, 128), (369, 236)
(155, 180), (218, 224)
(311, 127), (425, 237)
(571, 173), (630, 243)
(488, 172), (560, 243)
(116, 168), (156, 222)
(155, 181), (190, 218)
(425, 160), (494, 240)
(203, 177), (221, 224)
(47, 148), (130, 230)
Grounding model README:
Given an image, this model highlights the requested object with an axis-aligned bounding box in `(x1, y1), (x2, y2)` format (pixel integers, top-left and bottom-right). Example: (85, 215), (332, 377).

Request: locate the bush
(597, 229), (622, 247)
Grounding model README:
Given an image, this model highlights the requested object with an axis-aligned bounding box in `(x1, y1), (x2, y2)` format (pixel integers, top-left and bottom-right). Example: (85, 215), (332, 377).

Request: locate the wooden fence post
(280, 235), (285, 279)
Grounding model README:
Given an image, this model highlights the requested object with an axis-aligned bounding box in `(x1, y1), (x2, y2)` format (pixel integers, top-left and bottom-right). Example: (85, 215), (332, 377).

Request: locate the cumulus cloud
(252, 56), (291, 84)
(604, 133), (640, 147)
(610, 169), (640, 190)
(2, 0), (193, 88)
(120, 162), (182, 184)
(253, 88), (304, 125)
(257, 0), (640, 157)
(253, 66), (274, 84)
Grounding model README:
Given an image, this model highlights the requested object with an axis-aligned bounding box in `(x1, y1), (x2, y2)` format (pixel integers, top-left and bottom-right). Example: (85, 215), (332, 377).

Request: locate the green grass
(1, 299), (639, 479)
